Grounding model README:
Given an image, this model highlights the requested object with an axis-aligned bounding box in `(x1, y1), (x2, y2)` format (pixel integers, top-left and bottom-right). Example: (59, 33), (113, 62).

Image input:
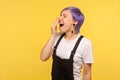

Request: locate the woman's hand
(51, 18), (60, 36)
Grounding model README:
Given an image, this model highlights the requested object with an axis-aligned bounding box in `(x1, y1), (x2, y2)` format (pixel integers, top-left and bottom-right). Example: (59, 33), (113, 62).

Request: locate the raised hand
(51, 17), (60, 36)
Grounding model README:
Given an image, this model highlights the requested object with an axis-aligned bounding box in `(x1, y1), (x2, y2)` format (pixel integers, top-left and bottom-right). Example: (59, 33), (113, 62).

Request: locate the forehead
(61, 10), (72, 16)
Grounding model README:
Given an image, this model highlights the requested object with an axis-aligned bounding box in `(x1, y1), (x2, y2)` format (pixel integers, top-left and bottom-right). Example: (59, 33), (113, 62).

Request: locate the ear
(75, 21), (78, 25)
(73, 21), (78, 26)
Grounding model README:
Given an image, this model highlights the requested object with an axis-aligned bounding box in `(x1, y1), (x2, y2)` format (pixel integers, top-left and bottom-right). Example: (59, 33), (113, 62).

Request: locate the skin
(40, 10), (92, 80)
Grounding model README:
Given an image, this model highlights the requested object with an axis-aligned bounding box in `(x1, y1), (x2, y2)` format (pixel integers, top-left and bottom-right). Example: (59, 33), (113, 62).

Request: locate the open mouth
(59, 24), (64, 27)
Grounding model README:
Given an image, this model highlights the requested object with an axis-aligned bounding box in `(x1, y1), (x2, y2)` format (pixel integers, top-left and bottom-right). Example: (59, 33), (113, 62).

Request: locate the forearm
(84, 71), (91, 80)
(40, 34), (56, 61)
(83, 64), (92, 80)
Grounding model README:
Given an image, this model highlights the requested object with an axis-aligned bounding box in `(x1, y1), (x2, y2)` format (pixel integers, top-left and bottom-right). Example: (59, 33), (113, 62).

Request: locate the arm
(40, 18), (59, 61)
(83, 63), (92, 80)
(40, 34), (55, 61)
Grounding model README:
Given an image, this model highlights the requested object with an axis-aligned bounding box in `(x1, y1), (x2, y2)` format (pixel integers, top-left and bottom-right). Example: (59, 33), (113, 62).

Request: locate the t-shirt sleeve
(82, 40), (94, 63)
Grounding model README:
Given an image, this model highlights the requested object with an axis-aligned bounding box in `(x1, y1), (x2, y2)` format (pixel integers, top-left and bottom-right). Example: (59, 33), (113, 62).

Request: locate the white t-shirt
(52, 32), (94, 80)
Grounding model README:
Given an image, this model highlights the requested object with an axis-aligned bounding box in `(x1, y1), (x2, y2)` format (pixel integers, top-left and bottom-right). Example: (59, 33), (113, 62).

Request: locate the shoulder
(80, 36), (93, 49)
(82, 37), (92, 45)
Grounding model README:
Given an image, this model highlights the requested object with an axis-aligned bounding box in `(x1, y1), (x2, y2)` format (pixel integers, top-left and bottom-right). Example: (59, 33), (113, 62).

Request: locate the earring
(72, 24), (75, 33)
(71, 31), (74, 33)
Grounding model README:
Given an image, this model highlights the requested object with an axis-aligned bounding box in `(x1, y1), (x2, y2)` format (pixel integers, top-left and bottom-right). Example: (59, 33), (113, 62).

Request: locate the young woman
(40, 6), (94, 80)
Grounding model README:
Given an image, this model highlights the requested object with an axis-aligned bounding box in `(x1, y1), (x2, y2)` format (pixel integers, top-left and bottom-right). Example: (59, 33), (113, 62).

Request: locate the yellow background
(0, 0), (120, 80)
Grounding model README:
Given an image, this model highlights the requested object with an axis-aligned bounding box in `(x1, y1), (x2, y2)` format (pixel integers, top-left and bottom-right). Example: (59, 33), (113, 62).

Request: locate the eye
(60, 14), (67, 18)
(63, 14), (67, 18)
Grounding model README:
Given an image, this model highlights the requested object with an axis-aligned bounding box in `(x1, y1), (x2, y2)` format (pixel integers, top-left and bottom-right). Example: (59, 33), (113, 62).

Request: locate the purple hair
(60, 6), (84, 33)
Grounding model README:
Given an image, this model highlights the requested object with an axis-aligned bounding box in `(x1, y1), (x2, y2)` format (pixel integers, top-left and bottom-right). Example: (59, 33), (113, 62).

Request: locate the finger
(55, 17), (60, 23)
(52, 18), (60, 28)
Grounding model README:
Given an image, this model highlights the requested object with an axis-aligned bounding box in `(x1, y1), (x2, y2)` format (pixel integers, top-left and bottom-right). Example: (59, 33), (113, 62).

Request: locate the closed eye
(63, 14), (67, 18)
(60, 14), (67, 18)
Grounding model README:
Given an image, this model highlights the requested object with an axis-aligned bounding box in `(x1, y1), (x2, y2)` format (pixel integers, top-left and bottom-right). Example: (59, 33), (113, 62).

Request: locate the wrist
(51, 33), (56, 37)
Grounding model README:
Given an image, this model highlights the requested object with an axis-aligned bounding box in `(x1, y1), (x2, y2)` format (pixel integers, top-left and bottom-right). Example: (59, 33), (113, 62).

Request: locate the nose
(59, 16), (63, 21)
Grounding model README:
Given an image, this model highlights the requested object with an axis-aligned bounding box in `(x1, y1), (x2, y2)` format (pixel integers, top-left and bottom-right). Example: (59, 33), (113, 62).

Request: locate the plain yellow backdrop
(0, 0), (120, 80)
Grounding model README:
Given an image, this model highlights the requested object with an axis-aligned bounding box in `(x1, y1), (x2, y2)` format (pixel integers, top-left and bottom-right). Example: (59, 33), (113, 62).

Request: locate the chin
(59, 30), (65, 33)
(59, 27), (66, 33)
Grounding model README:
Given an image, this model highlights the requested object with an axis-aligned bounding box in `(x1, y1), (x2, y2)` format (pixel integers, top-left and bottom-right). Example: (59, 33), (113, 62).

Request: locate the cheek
(64, 23), (73, 29)
(64, 19), (73, 26)
(59, 26), (67, 32)
(59, 25), (70, 32)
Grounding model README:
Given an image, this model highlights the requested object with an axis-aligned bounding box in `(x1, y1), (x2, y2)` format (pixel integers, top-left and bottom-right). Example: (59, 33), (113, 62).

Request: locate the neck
(65, 31), (79, 41)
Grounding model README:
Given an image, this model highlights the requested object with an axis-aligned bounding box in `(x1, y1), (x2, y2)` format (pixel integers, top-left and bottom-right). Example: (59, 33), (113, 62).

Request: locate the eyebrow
(60, 13), (67, 16)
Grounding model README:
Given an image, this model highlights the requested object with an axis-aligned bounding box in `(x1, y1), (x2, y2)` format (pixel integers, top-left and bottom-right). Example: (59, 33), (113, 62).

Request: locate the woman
(40, 6), (94, 80)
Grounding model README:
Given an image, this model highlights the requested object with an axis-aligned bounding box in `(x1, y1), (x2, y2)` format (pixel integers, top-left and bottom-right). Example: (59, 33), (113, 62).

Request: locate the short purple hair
(60, 6), (84, 33)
